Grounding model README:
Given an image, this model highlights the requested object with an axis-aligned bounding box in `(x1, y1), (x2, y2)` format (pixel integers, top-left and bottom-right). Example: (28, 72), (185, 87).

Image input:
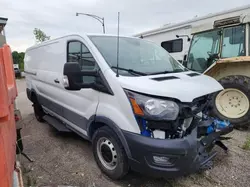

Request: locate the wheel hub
(215, 88), (249, 119)
(97, 137), (117, 170)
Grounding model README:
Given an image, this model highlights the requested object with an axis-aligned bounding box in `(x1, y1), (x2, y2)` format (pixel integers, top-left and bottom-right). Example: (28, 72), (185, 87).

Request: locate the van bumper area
(122, 127), (226, 178)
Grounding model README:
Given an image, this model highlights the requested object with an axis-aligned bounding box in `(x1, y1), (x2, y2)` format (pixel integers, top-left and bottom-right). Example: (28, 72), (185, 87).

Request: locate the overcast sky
(1, 0), (250, 52)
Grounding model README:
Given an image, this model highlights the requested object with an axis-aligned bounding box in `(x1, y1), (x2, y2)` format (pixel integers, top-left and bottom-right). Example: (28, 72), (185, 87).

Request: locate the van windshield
(89, 36), (186, 76)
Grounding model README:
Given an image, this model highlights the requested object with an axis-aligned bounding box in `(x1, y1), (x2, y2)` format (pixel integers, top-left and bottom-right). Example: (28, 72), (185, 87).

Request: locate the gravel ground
(16, 79), (250, 187)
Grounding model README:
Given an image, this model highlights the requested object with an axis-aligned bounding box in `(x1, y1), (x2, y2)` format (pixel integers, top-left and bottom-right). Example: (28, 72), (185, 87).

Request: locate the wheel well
(87, 120), (132, 158)
(88, 122), (106, 139)
(30, 91), (37, 103)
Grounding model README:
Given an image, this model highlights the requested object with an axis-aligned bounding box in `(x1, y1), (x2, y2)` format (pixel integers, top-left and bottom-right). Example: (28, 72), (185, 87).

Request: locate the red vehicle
(0, 17), (23, 187)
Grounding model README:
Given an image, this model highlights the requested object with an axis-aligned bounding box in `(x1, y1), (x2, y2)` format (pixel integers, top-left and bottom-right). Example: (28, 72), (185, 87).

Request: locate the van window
(67, 41), (96, 70)
(89, 36), (185, 76)
(81, 44), (96, 70)
(68, 41), (81, 62)
(161, 39), (183, 53)
(67, 41), (96, 84)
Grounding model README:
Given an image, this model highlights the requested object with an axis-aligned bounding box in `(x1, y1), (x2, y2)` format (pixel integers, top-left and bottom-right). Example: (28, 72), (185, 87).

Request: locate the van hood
(118, 72), (223, 102)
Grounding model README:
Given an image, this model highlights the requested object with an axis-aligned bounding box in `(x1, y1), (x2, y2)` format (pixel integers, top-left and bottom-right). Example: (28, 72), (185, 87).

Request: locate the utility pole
(76, 12), (105, 34)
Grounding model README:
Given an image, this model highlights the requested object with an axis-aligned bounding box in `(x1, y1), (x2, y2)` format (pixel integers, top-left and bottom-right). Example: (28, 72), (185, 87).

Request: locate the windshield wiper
(149, 69), (185, 75)
(111, 66), (148, 76)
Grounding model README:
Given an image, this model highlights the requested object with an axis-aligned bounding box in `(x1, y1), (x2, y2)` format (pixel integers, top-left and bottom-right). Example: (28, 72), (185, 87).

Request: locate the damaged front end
(124, 90), (233, 177)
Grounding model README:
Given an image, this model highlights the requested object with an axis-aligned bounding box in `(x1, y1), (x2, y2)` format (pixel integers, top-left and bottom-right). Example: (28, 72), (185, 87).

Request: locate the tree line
(12, 28), (50, 71)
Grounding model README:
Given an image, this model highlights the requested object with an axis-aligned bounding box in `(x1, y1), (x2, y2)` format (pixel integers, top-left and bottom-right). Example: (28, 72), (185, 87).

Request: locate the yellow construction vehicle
(184, 14), (250, 128)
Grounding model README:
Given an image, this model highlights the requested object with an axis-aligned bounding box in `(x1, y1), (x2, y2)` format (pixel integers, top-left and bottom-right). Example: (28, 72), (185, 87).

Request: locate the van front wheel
(92, 126), (129, 180)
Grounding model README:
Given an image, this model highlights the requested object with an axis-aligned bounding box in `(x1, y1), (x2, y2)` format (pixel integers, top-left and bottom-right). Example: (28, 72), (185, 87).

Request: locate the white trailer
(135, 4), (250, 62)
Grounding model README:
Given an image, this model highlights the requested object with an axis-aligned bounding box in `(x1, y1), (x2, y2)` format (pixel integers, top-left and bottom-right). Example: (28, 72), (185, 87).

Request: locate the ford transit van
(25, 34), (231, 179)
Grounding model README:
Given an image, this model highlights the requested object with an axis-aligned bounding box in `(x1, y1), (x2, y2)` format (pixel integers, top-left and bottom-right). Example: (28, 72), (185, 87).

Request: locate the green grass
(242, 137), (250, 150)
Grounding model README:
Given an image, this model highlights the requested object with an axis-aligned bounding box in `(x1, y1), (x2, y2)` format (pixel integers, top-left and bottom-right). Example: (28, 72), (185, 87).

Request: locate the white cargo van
(24, 34), (232, 179)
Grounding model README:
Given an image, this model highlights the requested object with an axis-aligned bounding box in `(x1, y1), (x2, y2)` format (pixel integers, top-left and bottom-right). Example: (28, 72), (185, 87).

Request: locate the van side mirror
(63, 62), (98, 91)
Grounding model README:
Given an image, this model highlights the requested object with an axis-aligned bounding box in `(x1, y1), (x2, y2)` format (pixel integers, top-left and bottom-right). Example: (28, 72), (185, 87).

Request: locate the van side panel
(25, 40), (66, 89)
(25, 40), (66, 115)
(25, 37), (99, 134)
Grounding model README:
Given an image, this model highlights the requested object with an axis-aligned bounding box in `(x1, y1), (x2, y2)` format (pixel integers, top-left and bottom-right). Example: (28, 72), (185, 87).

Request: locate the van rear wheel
(33, 102), (45, 122)
(92, 126), (129, 180)
(211, 75), (250, 129)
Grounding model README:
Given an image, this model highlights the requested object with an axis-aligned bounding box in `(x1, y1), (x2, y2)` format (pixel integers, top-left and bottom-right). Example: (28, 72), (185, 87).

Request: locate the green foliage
(12, 51), (24, 71)
(33, 28), (50, 43)
(12, 51), (19, 64)
(19, 52), (25, 71)
(242, 136), (250, 150)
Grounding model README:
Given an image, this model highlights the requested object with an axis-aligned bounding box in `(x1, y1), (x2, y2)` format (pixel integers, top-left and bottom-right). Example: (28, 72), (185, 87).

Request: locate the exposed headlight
(125, 90), (179, 120)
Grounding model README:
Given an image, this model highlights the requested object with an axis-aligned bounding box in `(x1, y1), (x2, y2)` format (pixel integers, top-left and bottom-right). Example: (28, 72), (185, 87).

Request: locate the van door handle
(54, 79), (60, 83)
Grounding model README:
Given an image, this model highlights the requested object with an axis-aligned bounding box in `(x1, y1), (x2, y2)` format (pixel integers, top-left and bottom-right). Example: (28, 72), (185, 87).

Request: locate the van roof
(26, 34), (138, 51)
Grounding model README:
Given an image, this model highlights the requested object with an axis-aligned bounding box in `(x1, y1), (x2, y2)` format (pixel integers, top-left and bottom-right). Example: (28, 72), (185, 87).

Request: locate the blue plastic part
(206, 118), (231, 134)
(141, 130), (152, 137)
(214, 119), (230, 129)
(137, 117), (151, 137)
(206, 126), (214, 134)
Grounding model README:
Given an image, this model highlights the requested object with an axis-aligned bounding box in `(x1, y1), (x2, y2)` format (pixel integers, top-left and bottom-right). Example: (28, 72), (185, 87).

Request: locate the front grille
(180, 95), (210, 118)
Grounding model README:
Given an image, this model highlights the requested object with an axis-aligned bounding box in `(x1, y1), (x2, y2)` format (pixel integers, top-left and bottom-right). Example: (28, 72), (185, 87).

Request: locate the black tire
(33, 101), (45, 122)
(92, 126), (129, 180)
(211, 75), (250, 128)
